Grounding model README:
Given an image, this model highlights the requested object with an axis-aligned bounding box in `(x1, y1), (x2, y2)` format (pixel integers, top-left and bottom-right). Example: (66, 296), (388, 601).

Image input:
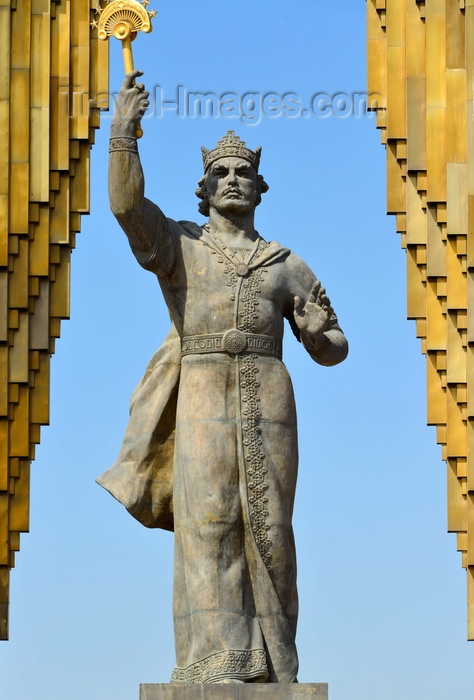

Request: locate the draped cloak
(97, 220), (346, 684)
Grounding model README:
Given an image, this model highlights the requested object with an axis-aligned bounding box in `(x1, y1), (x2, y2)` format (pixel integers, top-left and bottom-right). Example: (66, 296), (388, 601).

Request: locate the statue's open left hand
(293, 281), (333, 340)
(113, 70), (150, 127)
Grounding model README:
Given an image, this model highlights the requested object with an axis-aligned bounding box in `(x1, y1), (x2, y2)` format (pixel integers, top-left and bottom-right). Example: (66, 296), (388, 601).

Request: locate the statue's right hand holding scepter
(111, 70), (150, 139)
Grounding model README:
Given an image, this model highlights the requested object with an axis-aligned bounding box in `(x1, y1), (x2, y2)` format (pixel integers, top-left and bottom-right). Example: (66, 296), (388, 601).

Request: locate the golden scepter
(95, 0), (156, 138)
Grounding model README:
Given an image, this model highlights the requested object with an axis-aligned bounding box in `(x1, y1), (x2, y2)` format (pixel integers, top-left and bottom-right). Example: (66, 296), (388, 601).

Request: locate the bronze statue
(97, 71), (348, 685)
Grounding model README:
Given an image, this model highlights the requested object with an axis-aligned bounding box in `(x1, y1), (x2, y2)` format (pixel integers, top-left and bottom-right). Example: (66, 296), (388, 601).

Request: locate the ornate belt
(181, 329), (282, 359)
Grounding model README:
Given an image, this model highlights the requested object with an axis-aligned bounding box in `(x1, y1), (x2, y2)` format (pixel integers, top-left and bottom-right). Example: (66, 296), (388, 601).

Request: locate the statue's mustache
(223, 186), (243, 196)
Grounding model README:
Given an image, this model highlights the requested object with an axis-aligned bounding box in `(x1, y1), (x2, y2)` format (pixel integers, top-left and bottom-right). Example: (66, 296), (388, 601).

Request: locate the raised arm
(109, 71), (175, 273)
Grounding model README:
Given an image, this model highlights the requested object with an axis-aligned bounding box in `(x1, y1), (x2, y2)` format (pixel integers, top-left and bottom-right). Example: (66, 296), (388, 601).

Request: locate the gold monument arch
(368, 0), (474, 639)
(0, 0), (108, 639)
(1, 0), (473, 642)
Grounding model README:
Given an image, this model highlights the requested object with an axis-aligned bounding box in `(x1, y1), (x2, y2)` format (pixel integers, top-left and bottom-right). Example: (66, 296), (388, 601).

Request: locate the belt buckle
(222, 329), (247, 354)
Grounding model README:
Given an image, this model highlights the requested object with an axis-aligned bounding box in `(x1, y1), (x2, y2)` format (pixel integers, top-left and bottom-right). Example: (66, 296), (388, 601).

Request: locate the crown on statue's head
(201, 131), (262, 173)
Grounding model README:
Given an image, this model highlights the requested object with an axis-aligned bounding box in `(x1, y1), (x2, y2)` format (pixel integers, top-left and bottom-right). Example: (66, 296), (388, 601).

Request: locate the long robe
(97, 220), (347, 683)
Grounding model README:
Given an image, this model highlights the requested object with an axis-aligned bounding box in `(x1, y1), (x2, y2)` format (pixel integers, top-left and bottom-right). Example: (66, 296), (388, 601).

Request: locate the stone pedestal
(139, 685), (328, 700)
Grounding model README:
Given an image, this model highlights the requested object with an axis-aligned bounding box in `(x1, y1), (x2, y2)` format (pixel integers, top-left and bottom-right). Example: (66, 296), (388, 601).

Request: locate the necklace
(203, 225), (268, 277)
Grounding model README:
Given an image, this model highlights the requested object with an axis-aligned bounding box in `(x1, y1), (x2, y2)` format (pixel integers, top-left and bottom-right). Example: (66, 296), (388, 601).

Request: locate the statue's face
(206, 157), (258, 216)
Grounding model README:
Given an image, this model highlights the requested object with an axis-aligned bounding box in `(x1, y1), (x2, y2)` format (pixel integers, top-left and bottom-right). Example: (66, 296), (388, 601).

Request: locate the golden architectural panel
(367, 0), (474, 639)
(0, 0), (108, 639)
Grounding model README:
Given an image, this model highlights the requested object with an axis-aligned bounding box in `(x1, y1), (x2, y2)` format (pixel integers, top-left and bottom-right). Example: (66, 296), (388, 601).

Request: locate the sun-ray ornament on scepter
(94, 0), (157, 137)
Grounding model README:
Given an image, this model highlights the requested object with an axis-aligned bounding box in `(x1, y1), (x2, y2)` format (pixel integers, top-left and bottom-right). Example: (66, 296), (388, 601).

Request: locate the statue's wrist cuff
(109, 136), (138, 154)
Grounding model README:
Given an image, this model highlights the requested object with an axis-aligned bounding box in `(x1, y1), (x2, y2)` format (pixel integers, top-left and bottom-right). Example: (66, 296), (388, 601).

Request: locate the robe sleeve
(130, 216), (183, 277)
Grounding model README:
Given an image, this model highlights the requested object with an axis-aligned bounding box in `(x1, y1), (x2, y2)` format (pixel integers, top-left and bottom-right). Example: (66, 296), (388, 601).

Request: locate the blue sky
(2, 2), (474, 699)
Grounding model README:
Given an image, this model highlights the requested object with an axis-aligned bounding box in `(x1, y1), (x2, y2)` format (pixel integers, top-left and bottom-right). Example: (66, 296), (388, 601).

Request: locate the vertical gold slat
(29, 278), (50, 351)
(386, 0), (407, 140)
(0, 271), (7, 343)
(426, 279), (446, 350)
(90, 31), (109, 112)
(406, 0), (425, 79)
(70, 141), (90, 213)
(29, 206), (49, 277)
(407, 246), (426, 318)
(9, 313), (28, 384)
(447, 238), (468, 310)
(0, 414), (7, 490)
(446, 70), (466, 164)
(0, 7), (10, 267)
(50, 0), (71, 171)
(427, 352), (447, 424)
(70, 0), (90, 139)
(9, 0), (31, 237)
(447, 457), (467, 530)
(447, 164), (468, 234)
(9, 237), (28, 309)
(406, 174), (426, 244)
(426, 108), (447, 204)
(446, 0), (466, 70)
(0, 346), (7, 420)
(367, 0), (387, 101)
(9, 385), (29, 457)
(9, 70), (30, 234)
(8, 461), (29, 532)
(30, 9), (50, 203)
(29, 351), (49, 424)
(10, 0), (31, 71)
(0, 493), (8, 565)
(427, 205), (447, 277)
(50, 173), (70, 244)
(407, 77), (427, 172)
(447, 311), (467, 385)
(50, 245), (70, 319)
(387, 141), (406, 213)
(367, 45), (386, 114)
(426, 4), (447, 202)
(370, 1), (388, 143)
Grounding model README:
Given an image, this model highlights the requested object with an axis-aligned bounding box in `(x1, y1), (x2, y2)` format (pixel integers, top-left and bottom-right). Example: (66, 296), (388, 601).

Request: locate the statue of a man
(97, 72), (348, 685)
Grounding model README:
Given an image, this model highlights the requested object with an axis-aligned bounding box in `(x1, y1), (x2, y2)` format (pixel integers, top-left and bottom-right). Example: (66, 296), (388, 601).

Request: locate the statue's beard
(209, 193), (256, 216)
